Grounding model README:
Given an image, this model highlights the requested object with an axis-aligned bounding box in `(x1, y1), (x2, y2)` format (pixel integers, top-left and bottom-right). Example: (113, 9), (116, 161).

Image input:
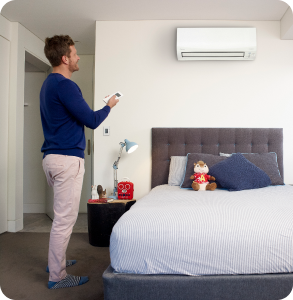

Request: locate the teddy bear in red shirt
(190, 160), (217, 191)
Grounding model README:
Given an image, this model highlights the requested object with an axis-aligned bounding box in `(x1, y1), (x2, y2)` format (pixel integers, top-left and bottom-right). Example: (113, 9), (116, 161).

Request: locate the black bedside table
(87, 199), (136, 247)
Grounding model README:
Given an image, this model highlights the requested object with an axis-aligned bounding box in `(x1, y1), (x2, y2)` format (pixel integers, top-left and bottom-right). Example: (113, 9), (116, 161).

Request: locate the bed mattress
(110, 185), (293, 276)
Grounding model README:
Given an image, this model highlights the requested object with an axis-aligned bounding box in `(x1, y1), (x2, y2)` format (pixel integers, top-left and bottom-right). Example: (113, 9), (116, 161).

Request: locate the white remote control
(103, 92), (123, 104)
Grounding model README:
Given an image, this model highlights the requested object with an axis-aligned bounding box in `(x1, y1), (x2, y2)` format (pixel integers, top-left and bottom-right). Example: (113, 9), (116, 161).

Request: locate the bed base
(103, 266), (293, 300)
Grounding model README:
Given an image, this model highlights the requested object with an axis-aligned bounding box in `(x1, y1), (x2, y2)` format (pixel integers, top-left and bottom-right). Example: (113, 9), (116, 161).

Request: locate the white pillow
(168, 156), (187, 186)
(219, 152), (232, 157)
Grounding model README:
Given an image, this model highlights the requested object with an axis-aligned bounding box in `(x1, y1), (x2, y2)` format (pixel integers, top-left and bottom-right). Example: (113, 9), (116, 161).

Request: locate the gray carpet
(0, 232), (110, 300)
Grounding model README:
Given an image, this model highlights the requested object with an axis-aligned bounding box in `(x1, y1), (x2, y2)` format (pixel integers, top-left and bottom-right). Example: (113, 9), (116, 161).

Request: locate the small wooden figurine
(97, 185), (107, 199)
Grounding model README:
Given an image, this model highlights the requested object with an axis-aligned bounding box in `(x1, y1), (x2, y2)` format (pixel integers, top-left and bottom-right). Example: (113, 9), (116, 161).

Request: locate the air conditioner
(177, 28), (257, 61)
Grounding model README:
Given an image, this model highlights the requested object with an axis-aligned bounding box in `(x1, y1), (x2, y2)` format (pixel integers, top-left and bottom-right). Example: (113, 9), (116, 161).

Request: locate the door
(71, 55), (94, 213)
(0, 36), (10, 234)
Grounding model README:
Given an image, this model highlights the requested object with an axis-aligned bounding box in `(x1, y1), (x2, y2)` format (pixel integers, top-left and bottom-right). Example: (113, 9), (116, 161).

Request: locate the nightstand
(87, 199), (136, 247)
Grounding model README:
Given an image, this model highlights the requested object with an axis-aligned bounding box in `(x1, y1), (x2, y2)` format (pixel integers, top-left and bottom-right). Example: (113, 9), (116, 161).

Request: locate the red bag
(117, 177), (134, 200)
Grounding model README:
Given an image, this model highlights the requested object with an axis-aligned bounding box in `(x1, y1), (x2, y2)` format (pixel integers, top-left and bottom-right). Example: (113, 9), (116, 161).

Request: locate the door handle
(88, 139), (91, 155)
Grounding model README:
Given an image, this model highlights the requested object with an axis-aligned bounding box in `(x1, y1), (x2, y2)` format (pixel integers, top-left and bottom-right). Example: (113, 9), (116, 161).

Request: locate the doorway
(23, 51), (51, 222)
(23, 52), (94, 228)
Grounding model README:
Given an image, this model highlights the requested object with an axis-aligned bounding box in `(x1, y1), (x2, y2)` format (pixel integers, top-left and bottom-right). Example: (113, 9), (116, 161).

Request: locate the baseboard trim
(23, 204), (46, 213)
(8, 218), (23, 232)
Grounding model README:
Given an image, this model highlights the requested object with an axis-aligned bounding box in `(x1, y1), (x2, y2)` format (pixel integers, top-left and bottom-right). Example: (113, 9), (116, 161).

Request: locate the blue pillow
(209, 153), (272, 191)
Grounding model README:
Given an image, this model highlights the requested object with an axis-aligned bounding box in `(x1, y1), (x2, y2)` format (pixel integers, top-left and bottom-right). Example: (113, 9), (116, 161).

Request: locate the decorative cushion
(219, 152), (283, 185)
(168, 156), (187, 186)
(209, 153), (272, 191)
(180, 153), (226, 189)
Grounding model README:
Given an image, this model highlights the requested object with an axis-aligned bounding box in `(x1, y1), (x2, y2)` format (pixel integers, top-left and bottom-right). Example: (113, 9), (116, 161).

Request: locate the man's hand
(106, 95), (119, 109)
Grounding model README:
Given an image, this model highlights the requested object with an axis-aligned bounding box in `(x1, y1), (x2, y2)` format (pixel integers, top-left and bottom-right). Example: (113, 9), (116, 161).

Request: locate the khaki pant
(42, 154), (85, 282)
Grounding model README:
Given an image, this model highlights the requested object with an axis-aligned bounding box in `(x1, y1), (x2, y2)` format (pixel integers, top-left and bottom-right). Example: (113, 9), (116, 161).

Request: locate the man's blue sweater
(40, 73), (110, 158)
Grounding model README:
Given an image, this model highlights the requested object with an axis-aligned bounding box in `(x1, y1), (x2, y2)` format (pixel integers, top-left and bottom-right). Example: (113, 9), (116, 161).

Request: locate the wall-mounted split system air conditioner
(177, 28), (257, 61)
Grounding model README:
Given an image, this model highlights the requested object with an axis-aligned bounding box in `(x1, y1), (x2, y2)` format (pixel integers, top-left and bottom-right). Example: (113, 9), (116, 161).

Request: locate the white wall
(0, 13), (11, 40)
(0, 14), (11, 234)
(23, 72), (47, 213)
(281, 6), (293, 39)
(94, 20), (293, 200)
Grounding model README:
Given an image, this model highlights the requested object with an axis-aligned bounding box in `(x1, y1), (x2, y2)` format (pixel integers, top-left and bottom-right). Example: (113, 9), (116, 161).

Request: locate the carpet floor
(0, 232), (110, 300)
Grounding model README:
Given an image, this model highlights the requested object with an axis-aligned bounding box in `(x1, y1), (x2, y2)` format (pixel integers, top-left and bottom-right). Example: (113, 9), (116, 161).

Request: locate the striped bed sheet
(110, 185), (293, 276)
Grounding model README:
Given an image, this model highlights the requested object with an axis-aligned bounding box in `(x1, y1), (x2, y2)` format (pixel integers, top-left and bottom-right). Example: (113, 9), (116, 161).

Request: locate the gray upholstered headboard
(151, 128), (283, 189)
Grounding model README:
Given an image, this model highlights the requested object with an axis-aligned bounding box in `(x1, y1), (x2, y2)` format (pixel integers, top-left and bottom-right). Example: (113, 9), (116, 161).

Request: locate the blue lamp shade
(125, 139), (138, 153)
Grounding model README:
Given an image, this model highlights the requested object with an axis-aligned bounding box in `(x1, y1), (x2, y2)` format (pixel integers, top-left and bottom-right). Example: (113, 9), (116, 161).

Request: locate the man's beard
(69, 60), (79, 72)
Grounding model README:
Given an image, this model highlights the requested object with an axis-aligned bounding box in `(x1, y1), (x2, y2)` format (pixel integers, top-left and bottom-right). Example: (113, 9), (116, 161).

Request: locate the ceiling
(1, 0), (291, 54)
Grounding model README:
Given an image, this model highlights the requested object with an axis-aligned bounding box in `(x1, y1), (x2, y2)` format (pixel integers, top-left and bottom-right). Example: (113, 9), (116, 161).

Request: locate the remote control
(103, 92), (123, 104)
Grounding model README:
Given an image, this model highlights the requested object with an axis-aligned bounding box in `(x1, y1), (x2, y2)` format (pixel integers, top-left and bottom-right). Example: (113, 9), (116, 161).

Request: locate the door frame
(0, 36), (10, 234)
(6, 23), (50, 232)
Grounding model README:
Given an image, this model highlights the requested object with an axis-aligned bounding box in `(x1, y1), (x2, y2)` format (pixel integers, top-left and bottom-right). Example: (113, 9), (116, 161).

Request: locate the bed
(103, 128), (293, 300)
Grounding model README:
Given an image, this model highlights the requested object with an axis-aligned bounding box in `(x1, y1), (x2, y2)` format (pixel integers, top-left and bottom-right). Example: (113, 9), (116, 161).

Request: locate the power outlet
(103, 126), (110, 136)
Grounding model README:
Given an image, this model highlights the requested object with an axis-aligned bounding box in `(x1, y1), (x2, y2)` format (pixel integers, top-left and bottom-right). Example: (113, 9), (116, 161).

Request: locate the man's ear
(61, 55), (69, 65)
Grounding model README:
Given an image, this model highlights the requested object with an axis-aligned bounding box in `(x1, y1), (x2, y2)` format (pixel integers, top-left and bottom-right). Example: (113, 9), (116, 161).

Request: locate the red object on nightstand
(88, 199), (108, 203)
(117, 178), (134, 200)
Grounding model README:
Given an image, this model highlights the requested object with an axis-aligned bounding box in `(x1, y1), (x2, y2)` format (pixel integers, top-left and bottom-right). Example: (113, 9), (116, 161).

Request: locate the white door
(71, 55), (94, 213)
(0, 36), (10, 234)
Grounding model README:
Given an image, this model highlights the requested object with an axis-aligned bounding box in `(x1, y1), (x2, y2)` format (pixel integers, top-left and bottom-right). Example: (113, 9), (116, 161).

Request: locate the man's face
(68, 45), (80, 72)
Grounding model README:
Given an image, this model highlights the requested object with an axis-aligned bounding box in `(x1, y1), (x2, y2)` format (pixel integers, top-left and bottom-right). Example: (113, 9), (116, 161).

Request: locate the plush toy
(190, 161), (217, 191)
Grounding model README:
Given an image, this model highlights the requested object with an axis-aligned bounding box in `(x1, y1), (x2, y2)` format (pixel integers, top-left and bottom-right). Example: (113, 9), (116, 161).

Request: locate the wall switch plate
(103, 126), (110, 136)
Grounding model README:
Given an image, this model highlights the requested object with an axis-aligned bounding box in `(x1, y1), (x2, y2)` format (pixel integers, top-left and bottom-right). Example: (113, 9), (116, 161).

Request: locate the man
(40, 35), (118, 289)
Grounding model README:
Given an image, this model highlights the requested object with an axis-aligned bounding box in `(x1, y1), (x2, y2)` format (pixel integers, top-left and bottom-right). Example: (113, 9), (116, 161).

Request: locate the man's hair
(44, 35), (75, 67)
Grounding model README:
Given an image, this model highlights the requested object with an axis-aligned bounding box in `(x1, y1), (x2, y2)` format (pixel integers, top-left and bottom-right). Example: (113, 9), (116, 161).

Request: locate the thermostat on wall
(104, 126), (110, 136)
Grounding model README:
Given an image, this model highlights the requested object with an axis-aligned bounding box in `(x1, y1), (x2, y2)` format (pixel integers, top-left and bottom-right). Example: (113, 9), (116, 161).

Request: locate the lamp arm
(110, 142), (126, 198)
(113, 142), (125, 170)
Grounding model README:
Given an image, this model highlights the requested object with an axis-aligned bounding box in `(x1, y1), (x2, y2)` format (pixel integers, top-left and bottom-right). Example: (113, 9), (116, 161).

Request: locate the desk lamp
(109, 139), (138, 199)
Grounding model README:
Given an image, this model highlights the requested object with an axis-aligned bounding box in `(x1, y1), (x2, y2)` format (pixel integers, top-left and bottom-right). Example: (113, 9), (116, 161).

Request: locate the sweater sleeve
(57, 79), (110, 129)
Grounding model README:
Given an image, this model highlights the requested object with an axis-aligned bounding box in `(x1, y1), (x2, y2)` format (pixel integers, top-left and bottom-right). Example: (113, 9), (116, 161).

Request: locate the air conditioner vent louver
(182, 52), (245, 58)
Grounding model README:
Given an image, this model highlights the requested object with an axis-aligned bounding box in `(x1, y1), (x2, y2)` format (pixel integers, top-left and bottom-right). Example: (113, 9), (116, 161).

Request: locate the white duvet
(110, 185), (293, 276)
